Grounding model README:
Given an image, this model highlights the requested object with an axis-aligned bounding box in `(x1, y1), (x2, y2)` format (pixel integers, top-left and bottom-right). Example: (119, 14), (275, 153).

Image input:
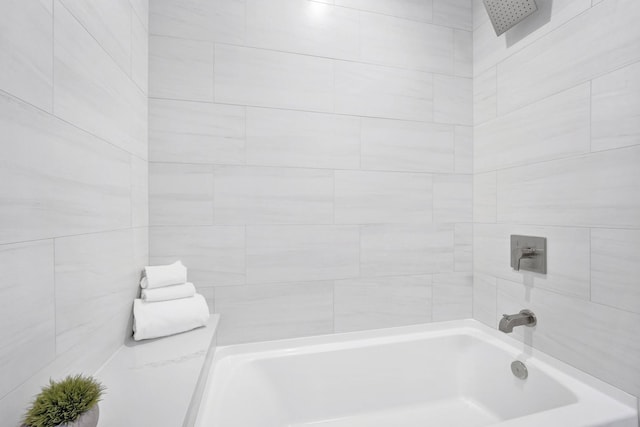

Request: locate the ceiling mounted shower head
(483, 0), (538, 36)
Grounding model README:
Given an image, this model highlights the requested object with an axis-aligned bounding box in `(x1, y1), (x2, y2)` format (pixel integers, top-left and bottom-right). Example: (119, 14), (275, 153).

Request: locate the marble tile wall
(472, 0), (640, 399)
(0, 1), (149, 425)
(149, 0), (474, 345)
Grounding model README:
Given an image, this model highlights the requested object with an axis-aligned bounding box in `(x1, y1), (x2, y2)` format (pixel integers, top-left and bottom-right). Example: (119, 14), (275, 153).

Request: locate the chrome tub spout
(499, 310), (537, 333)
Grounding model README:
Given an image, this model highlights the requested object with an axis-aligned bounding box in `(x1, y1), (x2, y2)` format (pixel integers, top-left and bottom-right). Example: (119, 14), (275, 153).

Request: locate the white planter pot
(57, 405), (99, 427)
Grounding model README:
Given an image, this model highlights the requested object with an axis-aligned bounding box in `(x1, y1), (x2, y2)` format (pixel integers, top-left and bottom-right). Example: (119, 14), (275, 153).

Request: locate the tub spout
(499, 310), (537, 333)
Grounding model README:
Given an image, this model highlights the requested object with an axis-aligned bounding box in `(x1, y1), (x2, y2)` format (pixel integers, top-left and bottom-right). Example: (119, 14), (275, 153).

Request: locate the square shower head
(483, 0), (538, 36)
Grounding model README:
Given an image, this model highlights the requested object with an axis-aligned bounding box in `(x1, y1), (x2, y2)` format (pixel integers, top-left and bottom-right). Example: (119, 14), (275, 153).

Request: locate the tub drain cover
(511, 360), (528, 380)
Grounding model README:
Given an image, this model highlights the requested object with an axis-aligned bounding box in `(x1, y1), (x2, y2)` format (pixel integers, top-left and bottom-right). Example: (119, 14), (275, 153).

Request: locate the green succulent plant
(23, 375), (105, 427)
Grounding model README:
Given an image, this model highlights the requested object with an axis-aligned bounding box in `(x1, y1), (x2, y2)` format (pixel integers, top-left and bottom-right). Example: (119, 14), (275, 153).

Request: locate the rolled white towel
(141, 282), (196, 302)
(141, 261), (187, 289)
(133, 293), (210, 341)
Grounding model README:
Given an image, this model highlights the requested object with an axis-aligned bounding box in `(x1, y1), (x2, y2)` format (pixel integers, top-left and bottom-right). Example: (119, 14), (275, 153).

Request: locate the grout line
(588, 227), (592, 301)
(211, 163), (216, 226)
(332, 170), (336, 224)
(494, 170), (498, 223)
(145, 160), (474, 176)
(496, 275), (640, 316)
(57, 1), (134, 82)
(148, 94), (469, 128)
(151, 35), (468, 78)
(470, 221), (640, 231)
(473, 140), (640, 175)
(51, 0), (55, 115)
(478, 61), (640, 122)
(357, 117), (363, 170)
(211, 43), (216, 103)
(143, 221), (640, 231)
(128, 0), (148, 31)
(243, 225), (248, 285)
(130, 7), (134, 78)
(0, 88), (148, 163)
(52, 237), (57, 356)
(494, 276), (498, 325)
(357, 226), (362, 279)
(0, 227), (150, 249)
(588, 80), (593, 153)
(130, 154), (135, 228)
(494, 64), (498, 118)
(331, 280), (335, 333)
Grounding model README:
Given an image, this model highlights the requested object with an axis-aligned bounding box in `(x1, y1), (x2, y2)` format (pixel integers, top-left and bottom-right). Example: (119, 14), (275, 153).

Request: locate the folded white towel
(141, 282), (196, 302)
(133, 293), (210, 341)
(141, 261), (187, 289)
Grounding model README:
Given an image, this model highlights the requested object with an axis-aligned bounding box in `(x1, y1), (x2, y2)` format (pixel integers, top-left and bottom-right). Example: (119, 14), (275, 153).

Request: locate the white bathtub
(193, 320), (638, 427)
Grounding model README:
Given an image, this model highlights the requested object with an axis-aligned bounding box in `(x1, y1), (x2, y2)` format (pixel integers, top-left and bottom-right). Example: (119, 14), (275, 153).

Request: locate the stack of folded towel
(133, 261), (210, 341)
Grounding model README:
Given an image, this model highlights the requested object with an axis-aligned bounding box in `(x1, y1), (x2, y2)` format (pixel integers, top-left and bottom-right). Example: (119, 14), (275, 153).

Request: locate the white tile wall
(473, 0), (592, 77)
(149, 163), (214, 226)
(130, 0), (149, 29)
(473, 66), (496, 125)
(149, 0), (473, 346)
(149, 36), (214, 101)
(215, 44), (334, 111)
(591, 60), (640, 152)
(150, 0), (245, 43)
(433, 174), (472, 223)
(474, 224), (591, 299)
(476, 83), (591, 172)
(54, 1), (147, 159)
(497, 146), (640, 228)
(472, 0), (488, 30)
(335, 0), (432, 22)
(360, 224), (454, 277)
(334, 60), (434, 121)
(472, 273), (497, 327)
(454, 223), (473, 272)
(334, 275), (432, 332)
(132, 11), (149, 93)
(59, 0), (132, 73)
(360, 119), (455, 173)
(359, 12), (453, 73)
(0, 0), (53, 112)
(432, 272), (473, 321)
(213, 166), (334, 225)
(0, 0), (148, 424)
(246, 108), (360, 169)
(473, 0), (640, 400)
(454, 126), (473, 173)
(246, 0), (359, 60)
(131, 155), (149, 228)
(496, 0), (640, 114)
(215, 281), (334, 344)
(498, 279), (640, 397)
(454, 29), (473, 78)
(433, 75), (473, 125)
(246, 225), (360, 284)
(150, 226), (245, 286)
(334, 171), (433, 224)
(0, 93), (132, 244)
(473, 172), (496, 223)
(433, 0), (472, 31)
(54, 229), (139, 355)
(149, 99), (245, 165)
(591, 229), (640, 314)
(0, 241), (55, 399)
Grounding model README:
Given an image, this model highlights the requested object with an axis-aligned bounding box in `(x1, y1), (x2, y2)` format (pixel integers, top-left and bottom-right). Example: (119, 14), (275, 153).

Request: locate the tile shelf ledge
(94, 315), (220, 427)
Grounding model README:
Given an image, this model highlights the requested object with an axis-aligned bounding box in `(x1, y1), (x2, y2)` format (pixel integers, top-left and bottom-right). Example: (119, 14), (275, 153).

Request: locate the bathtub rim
(187, 319), (638, 426)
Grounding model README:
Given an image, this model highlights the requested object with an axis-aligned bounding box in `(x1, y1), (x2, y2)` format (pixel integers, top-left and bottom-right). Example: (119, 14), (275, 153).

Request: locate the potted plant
(22, 375), (105, 427)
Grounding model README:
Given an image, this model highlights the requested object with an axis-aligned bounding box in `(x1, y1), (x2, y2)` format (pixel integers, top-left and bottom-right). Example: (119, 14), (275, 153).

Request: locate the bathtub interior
(197, 331), (584, 427)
